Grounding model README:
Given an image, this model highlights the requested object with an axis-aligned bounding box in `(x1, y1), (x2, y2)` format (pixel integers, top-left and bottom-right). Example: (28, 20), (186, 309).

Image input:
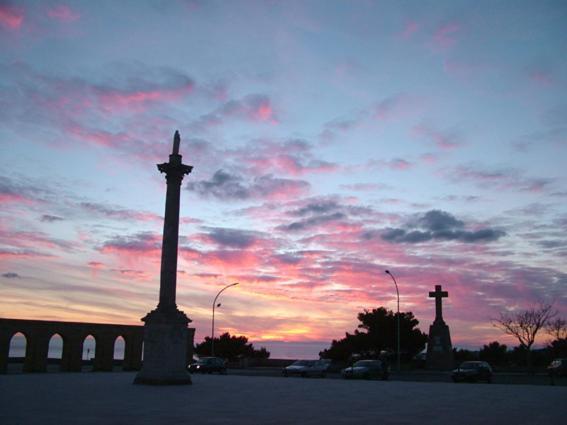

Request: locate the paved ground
(1, 372), (566, 425)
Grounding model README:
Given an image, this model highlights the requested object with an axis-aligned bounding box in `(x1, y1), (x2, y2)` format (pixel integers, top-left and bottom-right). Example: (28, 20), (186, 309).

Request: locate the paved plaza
(1, 372), (566, 424)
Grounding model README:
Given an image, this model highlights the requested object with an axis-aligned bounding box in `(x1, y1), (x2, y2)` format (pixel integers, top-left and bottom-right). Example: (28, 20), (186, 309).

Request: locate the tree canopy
(320, 307), (427, 362)
(195, 332), (270, 361)
(492, 304), (557, 369)
(493, 304), (556, 350)
(479, 341), (508, 365)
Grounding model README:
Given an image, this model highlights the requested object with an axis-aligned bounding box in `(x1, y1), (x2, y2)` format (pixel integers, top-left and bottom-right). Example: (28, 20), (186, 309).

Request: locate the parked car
(451, 361), (493, 383)
(412, 352), (427, 369)
(341, 359), (390, 380)
(282, 359), (331, 377)
(188, 357), (227, 374)
(547, 358), (567, 377)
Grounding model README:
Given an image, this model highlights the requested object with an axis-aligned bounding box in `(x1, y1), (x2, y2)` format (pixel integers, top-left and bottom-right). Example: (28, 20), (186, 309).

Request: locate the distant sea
(8, 334), (328, 360)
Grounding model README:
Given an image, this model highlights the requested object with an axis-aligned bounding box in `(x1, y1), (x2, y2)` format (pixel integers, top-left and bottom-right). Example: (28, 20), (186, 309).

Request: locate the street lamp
(385, 270), (401, 372)
(211, 282), (239, 356)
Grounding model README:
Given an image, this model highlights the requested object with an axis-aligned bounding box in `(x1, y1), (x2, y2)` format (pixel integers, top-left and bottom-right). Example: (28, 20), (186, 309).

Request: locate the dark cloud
(100, 232), (160, 253)
(274, 253), (303, 265)
(40, 214), (64, 222)
(447, 164), (553, 193)
(381, 209), (506, 244)
(186, 169), (309, 201)
(2, 272), (20, 279)
(417, 210), (464, 232)
(0, 175), (51, 203)
(293, 200), (341, 216)
(291, 198), (373, 218)
(277, 197), (377, 232)
(206, 228), (258, 249)
(537, 240), (566, 249)
(187, 170), (249, 199)
(80, 202), (160, 222)
(277, 212), (346, 232)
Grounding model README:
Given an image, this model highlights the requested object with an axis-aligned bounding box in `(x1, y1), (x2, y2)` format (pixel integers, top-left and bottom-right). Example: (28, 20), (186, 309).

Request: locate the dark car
(188, 357), (227, 374)
(452, 361), (493, 383)
(341, 359), (390, 380)
(547, 358), (567, 377)
(282, 359), (331, 377)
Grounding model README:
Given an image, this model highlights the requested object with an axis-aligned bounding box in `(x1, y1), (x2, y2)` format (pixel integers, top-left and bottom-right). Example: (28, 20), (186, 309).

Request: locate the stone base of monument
(426, 320), (454, 370)
(134, 308), (192, 385)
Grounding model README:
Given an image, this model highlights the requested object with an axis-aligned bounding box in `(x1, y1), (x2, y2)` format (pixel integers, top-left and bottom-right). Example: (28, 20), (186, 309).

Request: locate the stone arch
(47, 332), (64, 372)
(113, 335), (125, 370)
(82, 334), (96, 371)
(8, 331), (28, 373)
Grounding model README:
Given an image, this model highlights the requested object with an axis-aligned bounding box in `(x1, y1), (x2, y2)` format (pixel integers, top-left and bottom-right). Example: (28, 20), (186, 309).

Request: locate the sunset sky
(1, 0), (566, 358)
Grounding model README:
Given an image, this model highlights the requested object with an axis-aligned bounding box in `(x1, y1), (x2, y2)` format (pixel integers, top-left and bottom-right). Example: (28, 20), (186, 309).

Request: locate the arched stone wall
(0, 318), (194, 374)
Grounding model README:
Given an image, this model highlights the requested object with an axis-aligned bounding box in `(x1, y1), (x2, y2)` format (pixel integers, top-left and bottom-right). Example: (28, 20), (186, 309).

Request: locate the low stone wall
(0, 318), (194, 373)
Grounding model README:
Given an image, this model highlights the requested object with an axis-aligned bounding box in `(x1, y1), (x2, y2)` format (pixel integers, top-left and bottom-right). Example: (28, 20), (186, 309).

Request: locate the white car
(282, 359), (331, 377)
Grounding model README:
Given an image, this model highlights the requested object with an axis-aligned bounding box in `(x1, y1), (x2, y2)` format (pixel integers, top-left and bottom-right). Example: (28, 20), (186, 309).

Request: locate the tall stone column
(134, 131), (193, 385)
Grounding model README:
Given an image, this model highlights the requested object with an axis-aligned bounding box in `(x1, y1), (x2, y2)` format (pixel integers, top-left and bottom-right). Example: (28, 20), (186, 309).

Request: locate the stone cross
(429, 285), (448, 323)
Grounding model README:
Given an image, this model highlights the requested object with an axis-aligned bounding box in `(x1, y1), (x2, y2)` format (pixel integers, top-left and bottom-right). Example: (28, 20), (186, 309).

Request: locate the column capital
(157, 158), (193, 182)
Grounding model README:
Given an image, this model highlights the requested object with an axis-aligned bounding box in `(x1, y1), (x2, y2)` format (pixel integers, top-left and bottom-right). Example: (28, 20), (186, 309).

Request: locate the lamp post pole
(211, 282), (239, 356)
(385, 270), (401, 372)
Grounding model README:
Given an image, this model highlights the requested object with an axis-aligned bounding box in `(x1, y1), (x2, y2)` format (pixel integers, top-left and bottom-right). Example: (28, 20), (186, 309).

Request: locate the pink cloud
(432, 22), (461, 49)
(253, 101), (275, 122)
(99, 232), (162, 268)
(0, 4), (23, 30)
(88, 261), (104, 279)
(96, 82), (194, 113)
(113, 268), (151, 281)
(529, 70), (554, 87)
(65, 123), (132, 148)
(368, 158), (414, 171)
(231, 139), (339, 177)
(412, 124), (461, 150)
(0, 193), (35, 205)
(193, 94), (278, 131)
(0, 228), (75, 253)
(47, 4), (80, 22)
(374, 94), (424, 121)
(401, 21), (420, 39)
(0, 249), (54, 260)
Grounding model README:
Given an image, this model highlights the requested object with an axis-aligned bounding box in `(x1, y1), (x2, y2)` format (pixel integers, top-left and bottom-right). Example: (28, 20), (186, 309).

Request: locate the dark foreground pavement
(1, 372), (566, 425)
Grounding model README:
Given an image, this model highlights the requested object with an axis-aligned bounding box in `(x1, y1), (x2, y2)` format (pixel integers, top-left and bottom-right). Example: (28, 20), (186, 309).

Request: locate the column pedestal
(426, 320), (454, 370)
(134, 308), (192, 385)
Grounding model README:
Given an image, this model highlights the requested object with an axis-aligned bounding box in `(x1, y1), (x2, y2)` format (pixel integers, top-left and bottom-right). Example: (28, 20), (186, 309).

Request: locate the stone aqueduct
(0, 318), (195, 373)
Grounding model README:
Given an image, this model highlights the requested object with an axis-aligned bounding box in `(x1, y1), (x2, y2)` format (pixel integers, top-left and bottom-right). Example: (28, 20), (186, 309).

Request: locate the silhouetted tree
(547, 338), (567, 359)
(546, 318), (567, 341)
(493, 304), (556, 370)
(544, 318), (567, 360)
(320, 307), (427, 362)
(453, 348), (477, 363)
(479, 341), (508, 366)
(195, 333), (270, 361)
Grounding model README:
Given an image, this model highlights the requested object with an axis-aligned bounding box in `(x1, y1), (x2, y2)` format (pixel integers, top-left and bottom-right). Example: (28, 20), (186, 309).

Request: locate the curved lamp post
(211, 282), (239, 356)
(385, 270), (401, 372)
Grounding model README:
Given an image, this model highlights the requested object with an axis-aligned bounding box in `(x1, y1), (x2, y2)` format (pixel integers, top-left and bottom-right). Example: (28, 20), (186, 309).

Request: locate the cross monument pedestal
(425, 285), (454, 370)
(134, 131), (193, 385)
